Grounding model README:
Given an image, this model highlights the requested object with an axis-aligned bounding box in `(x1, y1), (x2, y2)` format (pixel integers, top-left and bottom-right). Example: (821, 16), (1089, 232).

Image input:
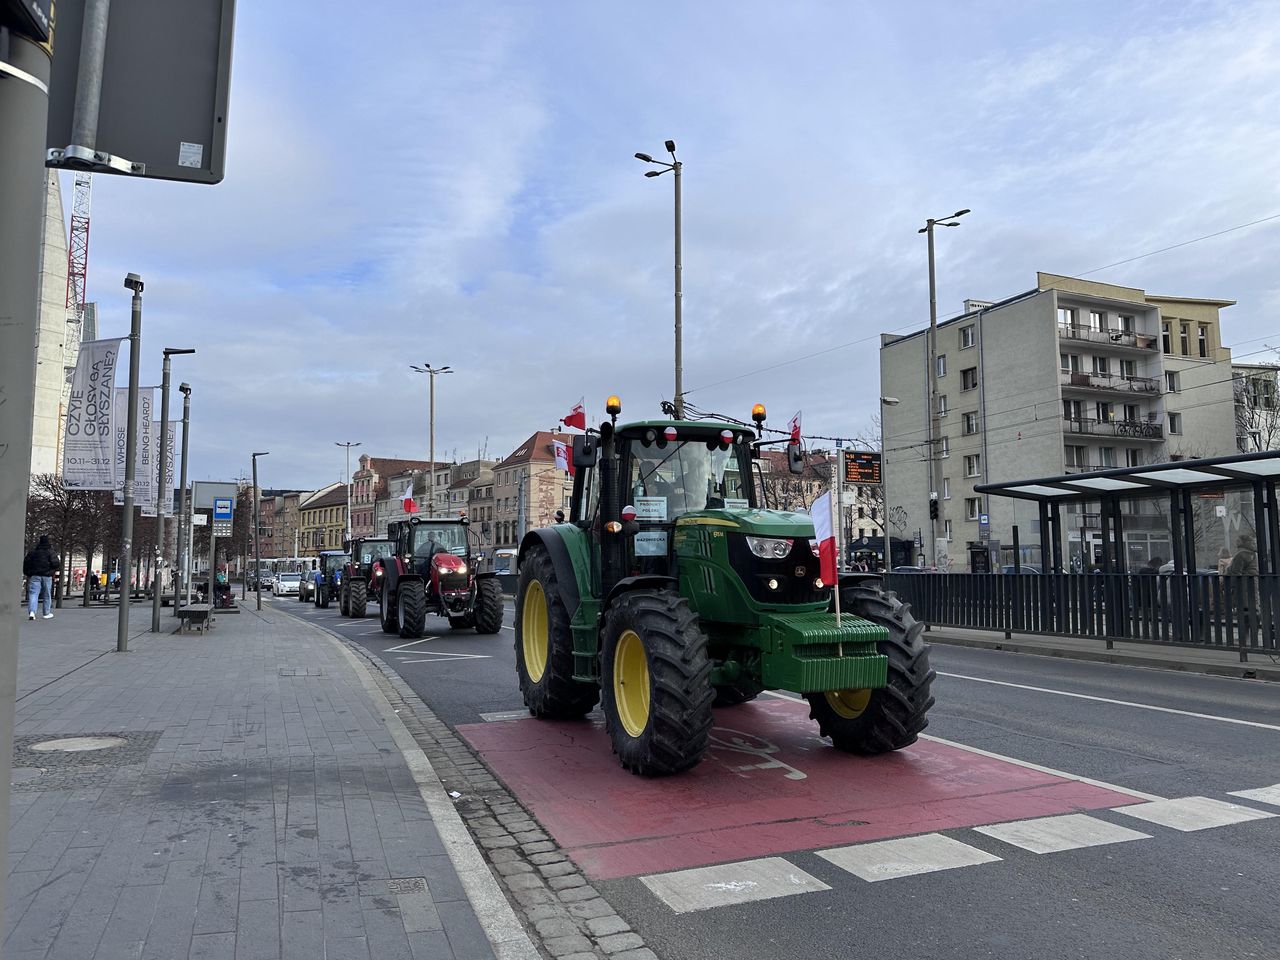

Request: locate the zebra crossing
(638, 788), (1279, 914)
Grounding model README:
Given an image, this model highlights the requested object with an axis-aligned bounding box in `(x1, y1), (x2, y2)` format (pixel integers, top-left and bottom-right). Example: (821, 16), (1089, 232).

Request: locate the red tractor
(372, 517), (504, 638)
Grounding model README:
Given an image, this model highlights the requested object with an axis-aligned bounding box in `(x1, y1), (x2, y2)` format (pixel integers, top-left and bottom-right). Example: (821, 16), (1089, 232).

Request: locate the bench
(177, 604), (212, 634)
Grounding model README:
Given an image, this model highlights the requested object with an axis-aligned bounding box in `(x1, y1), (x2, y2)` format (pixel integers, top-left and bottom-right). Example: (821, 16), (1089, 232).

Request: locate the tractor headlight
(745, 536), (794, 560)
(457, 564), (467, 575)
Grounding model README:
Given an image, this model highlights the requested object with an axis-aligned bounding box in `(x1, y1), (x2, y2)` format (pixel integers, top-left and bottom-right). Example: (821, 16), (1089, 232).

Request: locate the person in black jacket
(22, 535), (60, 620)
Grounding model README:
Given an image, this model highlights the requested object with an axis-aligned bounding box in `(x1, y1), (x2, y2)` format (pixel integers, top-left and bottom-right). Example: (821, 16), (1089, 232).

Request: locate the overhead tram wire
(683, 211), (1280, 397)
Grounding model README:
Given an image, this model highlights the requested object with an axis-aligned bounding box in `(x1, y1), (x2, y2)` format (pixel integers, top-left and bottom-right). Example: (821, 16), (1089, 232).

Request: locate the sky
(70, 0), (1280, 490)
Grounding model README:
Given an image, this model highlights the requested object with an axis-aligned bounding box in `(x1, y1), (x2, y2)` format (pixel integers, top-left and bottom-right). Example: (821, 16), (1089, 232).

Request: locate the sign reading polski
(61, 338), (124, 489)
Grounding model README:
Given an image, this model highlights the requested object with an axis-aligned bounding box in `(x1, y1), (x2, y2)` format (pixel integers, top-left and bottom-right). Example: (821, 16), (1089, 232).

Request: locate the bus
(492, 548), (518, 575)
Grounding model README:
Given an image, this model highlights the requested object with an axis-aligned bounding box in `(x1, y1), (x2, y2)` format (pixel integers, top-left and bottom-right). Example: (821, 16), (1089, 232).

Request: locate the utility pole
(175, 384), (191, 615)
(152, 348), (194, 631)
(117, 275), (145, 652)
(635, 141), (683, 418)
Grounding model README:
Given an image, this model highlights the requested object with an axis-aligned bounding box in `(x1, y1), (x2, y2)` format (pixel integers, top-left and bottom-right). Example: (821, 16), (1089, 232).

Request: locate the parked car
(1000, 564), (1042, 574)
(891, 565), (928, 573)
(274, 572), (302, 596)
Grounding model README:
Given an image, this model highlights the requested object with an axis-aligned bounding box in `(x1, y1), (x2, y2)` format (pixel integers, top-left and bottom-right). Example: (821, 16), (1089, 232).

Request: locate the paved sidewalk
(4, 600), (533, 960)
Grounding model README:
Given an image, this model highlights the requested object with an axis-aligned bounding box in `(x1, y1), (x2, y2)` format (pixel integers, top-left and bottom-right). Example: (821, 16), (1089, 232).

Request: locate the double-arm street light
(251, 451), (269, 610)
(151, 347), (195, 632)
(410, 363), (452, 515)
(919, 208), (970, 565)
(335, 441), (361, 540)
(635, 140), (684, 419)
(881, 396), (900, 572)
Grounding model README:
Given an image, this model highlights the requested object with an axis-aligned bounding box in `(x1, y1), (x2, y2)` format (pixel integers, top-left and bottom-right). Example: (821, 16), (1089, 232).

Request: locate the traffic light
(929, 499), (939, 520)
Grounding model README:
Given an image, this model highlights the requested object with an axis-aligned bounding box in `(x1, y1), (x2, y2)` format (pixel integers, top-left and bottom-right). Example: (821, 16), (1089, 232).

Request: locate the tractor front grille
(727, 535), (832, 605)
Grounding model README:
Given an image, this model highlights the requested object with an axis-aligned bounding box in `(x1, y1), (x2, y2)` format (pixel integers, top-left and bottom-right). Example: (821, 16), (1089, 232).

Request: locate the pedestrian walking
(22, 536), (61, 620)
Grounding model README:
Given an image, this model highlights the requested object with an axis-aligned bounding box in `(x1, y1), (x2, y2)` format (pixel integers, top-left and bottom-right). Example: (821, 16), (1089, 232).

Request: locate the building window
(1062, 353), (1080, 373)
(963, 412), (979, 435)
(942, 478), (951, 499)
(937, 395), (948, 417)
(1125, 448), (1143, 467)
(939, 437), (949, 458)
(943, 519), (953, 541)
(1064, 445), (1087, 468)
(1198, 325), (1208, 358)
(1120, 359), (1136, 379)
(936, 354), (947, 377)
(1169, 412), (1182, 434)
(961, 367), (978, 391)
(1124, 403), (1140, 422)
(1165, 371), (1179, 393)
(858, 506), (865, 519)
(1093, 356), (1109, 376)
(1119, 314), (1135, 333)
(960, 325), (975, 349)
(963, 454), (981, 477)
(965, 497), (981, 521)
(1089, 310), (1105, 331)
(1162, 322), (1171, 353)
(1099, 447), (1117, 468)
(1096, 401), (1112, 421)
(1057, 307), (1075, 329)
(1180, 323), (1190, 355)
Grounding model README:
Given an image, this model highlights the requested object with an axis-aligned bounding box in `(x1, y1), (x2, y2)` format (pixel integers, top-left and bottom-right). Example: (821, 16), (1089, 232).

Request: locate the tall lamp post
(175, 383), (192, 615)
(117, 274), (145, 654)
(335, 441), (360, 541)
(880, 397), (900, 573)
(410, 364), (452, 515)
(919, 208), (969, 565)
(251, 452), (269, 610)
(151, 348), (195, 632)
(634, 140), (683, 419)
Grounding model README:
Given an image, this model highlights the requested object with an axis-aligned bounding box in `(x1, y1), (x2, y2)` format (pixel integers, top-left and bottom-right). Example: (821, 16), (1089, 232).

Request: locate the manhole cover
(29, 736), (127, 753)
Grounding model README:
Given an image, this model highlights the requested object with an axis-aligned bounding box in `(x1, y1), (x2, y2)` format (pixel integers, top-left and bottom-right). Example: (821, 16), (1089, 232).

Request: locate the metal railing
(1061, 371), (1161, 394)
(1058, 326), (1159, 350)
(1063, 416), (1164, 440)
(888, 571), (1280, 660)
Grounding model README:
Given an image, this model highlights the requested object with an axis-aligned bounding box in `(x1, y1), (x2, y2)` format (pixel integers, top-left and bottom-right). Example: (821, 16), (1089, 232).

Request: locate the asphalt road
(267, 592), (1280, 960)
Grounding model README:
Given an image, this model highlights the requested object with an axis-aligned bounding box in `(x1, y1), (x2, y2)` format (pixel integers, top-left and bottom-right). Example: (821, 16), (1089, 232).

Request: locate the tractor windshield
(321, 554), (350, 574)
(627, 434), (755, 521)
(411, 524), (469, 559)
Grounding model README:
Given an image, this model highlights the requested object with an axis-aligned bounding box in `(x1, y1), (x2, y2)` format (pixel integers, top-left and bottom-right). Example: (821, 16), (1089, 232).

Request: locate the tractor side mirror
(573, 434), (599, 469)
(787, 441), (804, 475)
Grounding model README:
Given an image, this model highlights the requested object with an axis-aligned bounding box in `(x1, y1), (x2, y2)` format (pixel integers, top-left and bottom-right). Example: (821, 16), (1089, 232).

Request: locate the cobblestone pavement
(4, 601), (530, 960)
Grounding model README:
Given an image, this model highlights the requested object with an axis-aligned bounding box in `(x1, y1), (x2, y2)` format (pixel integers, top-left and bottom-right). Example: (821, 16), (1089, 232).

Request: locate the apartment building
(350, 456), (434, 537)
(881, 273), (1238, 572)
(1233, 362), (1280, 453)
(493, 432), (573, 549)
(299, 483), (348, 552)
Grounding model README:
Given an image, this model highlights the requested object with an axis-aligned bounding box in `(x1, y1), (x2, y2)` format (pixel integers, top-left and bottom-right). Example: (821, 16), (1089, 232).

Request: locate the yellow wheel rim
(613, 629), (650, 738)
(825, 688), (872, 719)
(522, 580), (549, 683)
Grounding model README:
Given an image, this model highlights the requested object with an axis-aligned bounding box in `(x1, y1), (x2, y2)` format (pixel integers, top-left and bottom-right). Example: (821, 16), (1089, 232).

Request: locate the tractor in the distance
(514, 397), (935, 776)
(311, 550), (348, 609)
(372, 517), (504, 638)
(340, 536), (392, 617)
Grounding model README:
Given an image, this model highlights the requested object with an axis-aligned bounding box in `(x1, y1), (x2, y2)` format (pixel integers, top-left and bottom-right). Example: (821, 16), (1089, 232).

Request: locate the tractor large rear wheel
(380, 581), (399, 634)
(398, 579), (427, 639)
(600, 591), (714, 776)
(473, 578), (503, 634)
(339, 585), (349, 616)
(319, 584), (330, 609)
(514, 546), (597, 719)
(349, 580), (367, 618)
(805, 581), (935, 754)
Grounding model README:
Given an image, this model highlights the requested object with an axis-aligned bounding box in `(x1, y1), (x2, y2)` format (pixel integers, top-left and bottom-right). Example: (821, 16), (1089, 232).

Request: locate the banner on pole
(112, 387), (156, 508)
(61, 338), (124, 489)
(157, 417), (176, 517)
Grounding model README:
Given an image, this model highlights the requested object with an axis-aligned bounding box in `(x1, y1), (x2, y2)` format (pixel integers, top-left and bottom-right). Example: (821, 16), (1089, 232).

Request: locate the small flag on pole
(563, 398), (586, 431)
(552, 439), (575, 476)
(401, 482), (419, 514)
(788, 411), (802, 443)
(811, 490), (837, 585)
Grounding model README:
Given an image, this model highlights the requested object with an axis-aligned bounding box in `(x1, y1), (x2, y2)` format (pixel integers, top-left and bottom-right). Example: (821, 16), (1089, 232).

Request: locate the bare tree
(1234, 356), (1280, 453)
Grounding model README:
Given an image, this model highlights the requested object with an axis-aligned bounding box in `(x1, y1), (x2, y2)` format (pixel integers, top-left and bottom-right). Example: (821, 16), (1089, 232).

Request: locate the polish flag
(401, 482), (419, 514)
(788, 411), (802, 443)
(811, 490), (837, 585)
(563, 398), (586, 431)
(552, 439), (575, 476)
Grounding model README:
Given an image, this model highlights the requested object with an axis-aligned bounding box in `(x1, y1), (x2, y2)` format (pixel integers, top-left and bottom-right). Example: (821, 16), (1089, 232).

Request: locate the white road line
(937, 672), (1280, 732)
(818, 834), (1000, 882)
(1228, 784), (1280, 807)
(640, 857), (829, 913)
(974, 814), (1151, 854)
(761, 690), (1163, 801)
(398, 653), (491, 664)
(1114, 796), (1275, 832)
(480, 710), (530, 723)
(358, 629), (387, 636)
(385, 636), (441, 653)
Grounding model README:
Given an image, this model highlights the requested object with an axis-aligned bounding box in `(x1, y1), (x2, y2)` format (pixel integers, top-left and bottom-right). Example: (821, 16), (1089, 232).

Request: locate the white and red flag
(788, 411), (802, 443)
(563, 398), (586, 431)
(401, 482), (419, 514)
(552, 439), (575, 476)
(811, 490), (837, 585)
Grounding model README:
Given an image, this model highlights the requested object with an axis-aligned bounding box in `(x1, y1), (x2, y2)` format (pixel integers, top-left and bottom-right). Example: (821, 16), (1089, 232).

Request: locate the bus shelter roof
(974, 450), (1280, 503)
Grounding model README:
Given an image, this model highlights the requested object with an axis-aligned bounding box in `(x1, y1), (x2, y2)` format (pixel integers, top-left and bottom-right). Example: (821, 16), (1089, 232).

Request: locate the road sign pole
(117, 276), (145, 653)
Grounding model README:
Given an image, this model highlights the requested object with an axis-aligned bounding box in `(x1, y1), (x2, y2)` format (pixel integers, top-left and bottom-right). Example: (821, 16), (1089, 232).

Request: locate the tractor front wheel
(600, 591), (713, 776)
(473, 578), (504, 634)
(349, 580), (368, 618)
(398, 579), (427, 638)
(380, 581), (399, 634)
(319, 584), (330, 609)
(806, 581), (935, 754)
(514, 546), (597, 719)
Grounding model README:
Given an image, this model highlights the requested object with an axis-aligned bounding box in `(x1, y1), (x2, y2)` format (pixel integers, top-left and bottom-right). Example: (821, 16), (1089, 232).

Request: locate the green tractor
(514, 398), (934, 776)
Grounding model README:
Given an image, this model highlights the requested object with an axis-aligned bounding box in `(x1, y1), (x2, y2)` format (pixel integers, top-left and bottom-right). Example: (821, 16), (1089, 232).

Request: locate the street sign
(212, 497), (232, 537)
(844, 451), (882, 485)
(46, 0), (236, 183)
(192, 481), (238, 509)
(2, 0), (52, 42)
(191, 513), (208, 526)
(978, 513), (990, 543)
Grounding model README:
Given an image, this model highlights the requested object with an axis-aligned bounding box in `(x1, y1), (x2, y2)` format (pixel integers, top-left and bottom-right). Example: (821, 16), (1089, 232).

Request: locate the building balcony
(1063, 416), (1164, 441)
(1061, 371), (1161, 395)
(1058, 325), (1159, 351)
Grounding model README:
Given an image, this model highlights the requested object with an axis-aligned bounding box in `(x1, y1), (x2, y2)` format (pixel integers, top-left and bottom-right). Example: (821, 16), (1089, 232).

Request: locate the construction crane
(55, 172), (93, 473)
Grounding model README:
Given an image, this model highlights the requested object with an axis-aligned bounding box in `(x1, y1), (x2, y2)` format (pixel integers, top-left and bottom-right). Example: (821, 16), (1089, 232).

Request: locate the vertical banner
(113, 387), (128, 505)
(61, 337), (124, 489)
(160, 423), (176, 517)
(112, 387), (156, 507)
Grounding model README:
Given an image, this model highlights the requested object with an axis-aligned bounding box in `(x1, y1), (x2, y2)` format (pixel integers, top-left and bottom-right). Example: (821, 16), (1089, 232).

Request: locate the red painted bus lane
(458, 697), (1147, 880)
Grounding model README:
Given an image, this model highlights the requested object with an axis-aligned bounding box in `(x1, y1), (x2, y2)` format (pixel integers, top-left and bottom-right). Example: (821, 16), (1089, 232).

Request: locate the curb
(927, 631), (1280, 682)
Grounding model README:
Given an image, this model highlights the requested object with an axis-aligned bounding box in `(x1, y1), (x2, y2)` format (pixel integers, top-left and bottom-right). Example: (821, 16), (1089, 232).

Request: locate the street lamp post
(251, 452), (269, 610)
(117, 274), (145, 654)
(635, 140), (683, 419)
(881, 397), (900, 573)
(175, 383), (192, 615)
(335, 441), (360, 541)
(410, 364), (452, 516)
(918, 208), (970, 566)
(151, 348), (195, 632)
